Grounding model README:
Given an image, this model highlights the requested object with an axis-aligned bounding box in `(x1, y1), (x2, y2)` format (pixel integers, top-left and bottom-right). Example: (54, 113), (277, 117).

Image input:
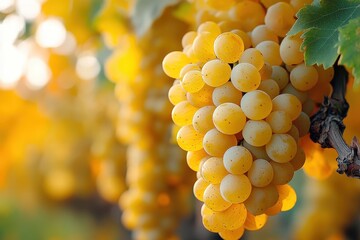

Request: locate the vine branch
(310, 65), (360, 178)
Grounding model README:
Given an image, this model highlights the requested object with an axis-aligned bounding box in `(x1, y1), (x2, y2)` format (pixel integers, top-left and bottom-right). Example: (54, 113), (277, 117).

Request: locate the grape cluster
(163, 0), (332, 238)
(105, 11), (194, 240)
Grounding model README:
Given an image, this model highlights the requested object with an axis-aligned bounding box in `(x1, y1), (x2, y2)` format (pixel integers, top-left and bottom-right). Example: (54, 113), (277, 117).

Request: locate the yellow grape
(215, 203), (247, 230)
(181, 70), (205, 93)
(244, 184), (279, 215)
(220, 174), (252, 203)
(264, 195), (283, 216)
(266, 110), (292, 134)
(290, 63), (319, 91)
(289, 147), (305, 170)
(242, 120), (272, 147)
(176, 125), (204, 151)
(244, 213), (268, 231)
(193, 106), (216, 133)
(171, 101), (198, 126)
(282, 83), (308, 103)
(286, 125), (300, 142)
(279, 33), (304, 65)
(202, 205), (226, 233)
(247, 159), (274, 187)
(205, 0), (236, 10)
(271, 66), (289, 90)
(277, 184), (297, 211)
(264, 2), (295, 37)
(193, 32), (218, 62)
(193, 177), (210, 201)
(259, 62), (273, 80)
(203, 128), (238, 157)
(187, 84), (214, 107)
(202, 59), (231, 87)
(258, 79), (280, 99)
(242, 141), (271, 161)
(229, 1), (265, 32)
(240, 90), (272, 120)
(219, 227), (245, 240)
(231, 63), (261, 92)
(272, 93), (302, 120)
(198, 21), (222, 36)
(168, 84), (187, 105)
(223, 146), (253, 175)
(203, 184), (232, 212)
(162, 51), (191, 78)
(239, 48), (264, 70)
(256, 40), (282, 66)
(213, 103), (247, 135)
(212, 82), (243, 106)
(180, 63), (201, 79)
(201, 157), (229, 184)
(292, 112), (310, 137)
(231, 29), (251, 49)
(266, 133), (297, 163)
(181, 31), (198, 48)
(270, 161), (294, 185)
(251, 24), (278, 47)
(214, 32), (244, 63)
(186, 149), (209, 172)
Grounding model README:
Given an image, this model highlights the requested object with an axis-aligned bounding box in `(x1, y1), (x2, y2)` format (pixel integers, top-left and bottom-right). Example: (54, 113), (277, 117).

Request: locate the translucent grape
(271, 66), (289, 90)
(171, 101), (199, 126)
(212, 82), (243, 106)
(266, 111), (292, 134)
(240, 90), (272, 120)
(193, 177), (210, 201)
(251, 24), (278, 47)
(193, 106), (216, 133)
(181, 31), (197, 48)
(214, 32), (244, 63)
(239, 48), (264, 71)
(292, 112), (310, 137)
(198, 21), (222, 36)
(270, 161), (294, 185)
(231, 63), (261, 92)
(231, 29), (251, 49)
(272, 93), (302, 120)
(162, 51), (191, 78)
(244, 213), (268, 231)
(187, 84), (214, 107)
(247, 159), (274, 187)
(290, 63), (318, 91)
(242, 120), (272, 147)
(181, 70), (205, 93)
(220, 174), (252, 203)
(202, 59), (231, 87)
(203, 128), (237, 157)
(168, 84), (187, 105)
(266, 134), (297, 163)
(223, 146), (253, 175)
(256, 41), (282, 66)
(203, 184), (232, 212)
(265, 2), (295, 37)
(244, 184), (279, 215)
(201, 157), (229, 184)
(213, 103), (247, 135)
(279, 33), (304, 65)
(257, 79), (280, 99)
(177, 125), (204, 151)
(193, 32), (217, 62)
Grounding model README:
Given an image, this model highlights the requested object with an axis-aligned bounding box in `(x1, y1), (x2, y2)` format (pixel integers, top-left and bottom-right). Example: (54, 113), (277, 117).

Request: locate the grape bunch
(163, 0), (333, 238)
(104, 10), (194, 240)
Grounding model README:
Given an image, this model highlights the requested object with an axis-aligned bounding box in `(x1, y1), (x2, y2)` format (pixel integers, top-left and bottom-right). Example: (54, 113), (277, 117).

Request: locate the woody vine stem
(310, 65), (360, 178)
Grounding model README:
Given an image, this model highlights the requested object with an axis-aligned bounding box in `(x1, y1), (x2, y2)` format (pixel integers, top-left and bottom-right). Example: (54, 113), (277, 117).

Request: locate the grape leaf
(339, 17), (360, 87)
(132, 0), (180, 36)
(288, 0), (360, 68)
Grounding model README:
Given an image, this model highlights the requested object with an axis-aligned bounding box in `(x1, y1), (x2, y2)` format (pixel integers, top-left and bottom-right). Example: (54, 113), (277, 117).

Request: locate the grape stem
(310, 65), (360, 178)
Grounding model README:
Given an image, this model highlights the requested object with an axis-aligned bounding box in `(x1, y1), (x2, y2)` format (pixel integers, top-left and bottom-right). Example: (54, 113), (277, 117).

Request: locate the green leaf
(132, 0), (180, 36)
(339, 17), (360, 87)
(288, 0), (360, 68)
